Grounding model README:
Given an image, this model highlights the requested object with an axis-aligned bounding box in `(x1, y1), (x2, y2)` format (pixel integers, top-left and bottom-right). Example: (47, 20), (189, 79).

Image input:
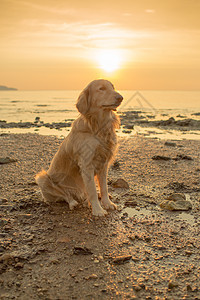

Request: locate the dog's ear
(76, 86), (90, 115)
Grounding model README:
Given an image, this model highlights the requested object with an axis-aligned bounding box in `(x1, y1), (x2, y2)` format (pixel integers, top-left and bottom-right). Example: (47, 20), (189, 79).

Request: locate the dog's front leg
(97, 165), (117, 211)
(81, 168), (107, 216)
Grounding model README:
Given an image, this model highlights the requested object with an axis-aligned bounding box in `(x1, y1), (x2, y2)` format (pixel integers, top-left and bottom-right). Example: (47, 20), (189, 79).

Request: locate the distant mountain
(0, 85), (18, 91)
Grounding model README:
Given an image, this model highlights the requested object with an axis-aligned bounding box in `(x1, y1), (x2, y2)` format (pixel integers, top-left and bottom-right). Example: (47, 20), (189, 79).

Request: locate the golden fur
(35, 79), (123, 216)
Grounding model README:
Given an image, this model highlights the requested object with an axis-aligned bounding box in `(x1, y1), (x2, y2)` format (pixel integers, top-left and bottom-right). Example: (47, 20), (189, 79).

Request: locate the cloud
(12, 20), (155, 50)
(4, 0), (77, 16)
(145, 9), (155, 14)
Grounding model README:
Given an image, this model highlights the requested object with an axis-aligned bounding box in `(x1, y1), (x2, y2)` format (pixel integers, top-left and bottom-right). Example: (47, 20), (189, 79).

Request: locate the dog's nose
(115, 93), (123, 102)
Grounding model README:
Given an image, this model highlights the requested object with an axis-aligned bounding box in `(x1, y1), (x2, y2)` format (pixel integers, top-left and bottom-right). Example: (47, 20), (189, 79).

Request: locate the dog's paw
(83, 199), (91, 208)
(69, 199), (78, 210)
(92, 207), (107, 217)
(102, 198), (117, 211)
(104, 201), (117, 211)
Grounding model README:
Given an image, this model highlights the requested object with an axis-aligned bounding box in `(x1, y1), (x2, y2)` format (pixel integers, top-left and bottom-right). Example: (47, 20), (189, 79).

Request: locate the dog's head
(76, 79), (123, 115)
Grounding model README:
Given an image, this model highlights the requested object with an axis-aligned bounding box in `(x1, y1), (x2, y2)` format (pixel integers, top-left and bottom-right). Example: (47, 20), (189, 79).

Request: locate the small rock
(185, 250), (193, 255)
(163, 117), (175, 125)
(112, 255), (132, 264)
(145, 236), (151, 242)
(192, 112), (200, 116)
(160, 199), (192, 211)
(1, 198), (8, 203)
(164, 141), (177, 147)
(93, 283), (99, 287)
(112, 179), (129, 189)
(187, 284), (192, 291)
(0, 246), (5, 253)
(34, 117), (40, 123)
(165, 181), (189, 191)
(133, 284), (142, 291)
(0, 253), (14, 262)
(124, 125), (134, 130)
(87, 274), (98, 280)
(73, 246), (93, 255)
(132, 257), (140, 262)
(50, 259), (60, 264)
(0, 157), (18, 164)
(124, 199), (137, 207)
(16, 282), (21, 287)
(122, 130), (131, 134)
(160, 192), (192, 211)
(174, 154), (193, 161)
(167, 193), (186, 201)
(168, 281), (178, 289)
(176, 114), (186, 118)
(152, 155), (171, 161)
(112, 161), (120, 170)
(14, 262), (24, 269)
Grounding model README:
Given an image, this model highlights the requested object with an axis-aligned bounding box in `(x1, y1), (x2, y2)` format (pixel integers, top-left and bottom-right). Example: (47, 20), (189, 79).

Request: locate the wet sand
(1, 111), (200, 139)
(0, 133), (200, 299)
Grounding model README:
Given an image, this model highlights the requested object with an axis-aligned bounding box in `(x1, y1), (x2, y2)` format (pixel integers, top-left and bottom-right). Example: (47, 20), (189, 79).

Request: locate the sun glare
(96, 49), (122, 72)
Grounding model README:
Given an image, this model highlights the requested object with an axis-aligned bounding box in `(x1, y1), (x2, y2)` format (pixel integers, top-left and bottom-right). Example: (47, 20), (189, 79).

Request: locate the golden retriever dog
(35, 79), (123, 216)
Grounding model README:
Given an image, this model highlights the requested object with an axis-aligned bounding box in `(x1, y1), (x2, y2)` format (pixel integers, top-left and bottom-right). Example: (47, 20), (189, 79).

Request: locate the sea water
(0, 90), (200, 138)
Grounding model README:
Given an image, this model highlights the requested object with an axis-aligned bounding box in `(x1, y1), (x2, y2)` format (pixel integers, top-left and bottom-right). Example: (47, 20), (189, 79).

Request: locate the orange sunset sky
(0, 0), (200, 90)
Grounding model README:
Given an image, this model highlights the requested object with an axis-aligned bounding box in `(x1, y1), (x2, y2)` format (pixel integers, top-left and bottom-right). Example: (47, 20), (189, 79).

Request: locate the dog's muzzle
(115, 93), (123, 106)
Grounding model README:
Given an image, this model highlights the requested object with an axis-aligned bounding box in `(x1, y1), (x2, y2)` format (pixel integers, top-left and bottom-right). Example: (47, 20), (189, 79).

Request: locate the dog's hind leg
(63, 194), (78, 210)
(36, 171), (78, 210)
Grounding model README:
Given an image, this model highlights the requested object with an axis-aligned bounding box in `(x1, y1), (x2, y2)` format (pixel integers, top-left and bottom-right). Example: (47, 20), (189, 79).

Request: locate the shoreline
(0, 133), (200, 299)
(1, 111), (200, 130)
(1, 110), (200, 140)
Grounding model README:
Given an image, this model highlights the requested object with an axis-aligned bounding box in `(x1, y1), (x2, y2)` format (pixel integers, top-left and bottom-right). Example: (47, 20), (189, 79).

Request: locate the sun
(96, 49), (122, 73)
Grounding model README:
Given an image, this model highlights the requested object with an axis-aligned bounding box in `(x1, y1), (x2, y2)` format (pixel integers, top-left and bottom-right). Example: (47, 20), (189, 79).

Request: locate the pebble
(160, 199), (192, 211)
(174, 154), (193, 161)
(187, 284), (192, 291)
(167, 193), (186, 201)
(93, 283), (99, 287)
(112, 178), (129, 189)
(185, 250), (193, 255)
(0, 157), (18, 164)
(112, 255), (132, 264)
(164, 141), (177, 147)
(124, 199), (137, 207)
(112, 161), (120, 170)
(86, 274), (98, 280)
(160, 192), (192, 211)
(168, 281), (179, 289)
(14, 262), (24, 269)
(16, 282), (21, 287)
(133, 284), (142, 291)
(73, 246), (93, 255)
(152, 155), (171, 161)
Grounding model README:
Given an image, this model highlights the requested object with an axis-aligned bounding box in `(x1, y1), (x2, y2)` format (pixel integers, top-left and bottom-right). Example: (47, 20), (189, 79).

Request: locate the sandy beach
(0, 133), (200, 299)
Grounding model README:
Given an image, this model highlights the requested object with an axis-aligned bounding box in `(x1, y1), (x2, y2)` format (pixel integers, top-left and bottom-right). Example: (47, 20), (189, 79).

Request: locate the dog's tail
(35, 170), (60, 202)
(35, 169), (49, 187)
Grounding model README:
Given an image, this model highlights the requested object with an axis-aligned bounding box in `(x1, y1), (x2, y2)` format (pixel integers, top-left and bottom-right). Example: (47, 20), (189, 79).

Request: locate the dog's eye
(99, 86), (106, 91)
